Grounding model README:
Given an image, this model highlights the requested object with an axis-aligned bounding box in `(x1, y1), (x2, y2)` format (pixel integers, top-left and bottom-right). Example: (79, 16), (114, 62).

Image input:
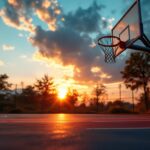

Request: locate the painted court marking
(86, 127), (150, 130)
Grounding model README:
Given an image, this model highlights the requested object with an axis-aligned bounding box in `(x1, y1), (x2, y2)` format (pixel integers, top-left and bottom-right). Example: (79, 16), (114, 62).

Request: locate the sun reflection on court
(56, 114), (66, 122)
(50, 114), (75, 140)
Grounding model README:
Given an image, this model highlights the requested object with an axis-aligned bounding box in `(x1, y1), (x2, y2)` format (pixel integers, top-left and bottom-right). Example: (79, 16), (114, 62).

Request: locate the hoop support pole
(129, 44), (150, 53)
(141, 34), (150, 47)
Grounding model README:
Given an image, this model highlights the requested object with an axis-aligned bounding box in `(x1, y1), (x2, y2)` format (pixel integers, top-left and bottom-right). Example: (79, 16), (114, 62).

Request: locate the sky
(0, 0), (149, 101)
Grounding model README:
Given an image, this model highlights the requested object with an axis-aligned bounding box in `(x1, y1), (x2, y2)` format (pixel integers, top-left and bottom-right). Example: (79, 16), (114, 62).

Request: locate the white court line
(0, 120), (150, 124)
(86, 127), (150, 130)
(91, 120), (150, 122)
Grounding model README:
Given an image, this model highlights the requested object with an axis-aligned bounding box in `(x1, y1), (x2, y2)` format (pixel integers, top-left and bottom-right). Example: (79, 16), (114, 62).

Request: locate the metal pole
(129, 45), (150, 53)
(14, 84), (17, 109)
(15, 84), (17, 94)
(21, 82), (24, 93)
(119, 84), (122, 101)
(137, 0), (143, 35)
(132, 89), (135, 113)
(146, 88), (150, 110)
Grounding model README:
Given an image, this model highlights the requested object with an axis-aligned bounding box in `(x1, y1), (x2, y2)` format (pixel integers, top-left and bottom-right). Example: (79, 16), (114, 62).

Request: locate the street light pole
(119, 84), (122, 101)
(14, 84), (18, 109)
(132, 88), (135, 113)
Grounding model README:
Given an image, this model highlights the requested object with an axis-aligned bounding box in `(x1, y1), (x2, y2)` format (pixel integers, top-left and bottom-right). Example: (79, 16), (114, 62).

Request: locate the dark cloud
(31, 26), (87, 64)
(30, 26), (101, 80)
(4, 2), (20, 26)
(0, 0), (62, 31)
(63, 2), (106, 33)
(30, 24), (127, 84)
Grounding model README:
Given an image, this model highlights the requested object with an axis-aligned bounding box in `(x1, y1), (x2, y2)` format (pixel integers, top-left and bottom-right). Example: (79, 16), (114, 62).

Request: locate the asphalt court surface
(0, 114), (150, 150)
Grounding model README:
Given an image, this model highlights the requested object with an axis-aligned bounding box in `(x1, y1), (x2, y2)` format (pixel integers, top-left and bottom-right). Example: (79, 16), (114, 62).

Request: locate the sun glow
(58, 87), (67, 99)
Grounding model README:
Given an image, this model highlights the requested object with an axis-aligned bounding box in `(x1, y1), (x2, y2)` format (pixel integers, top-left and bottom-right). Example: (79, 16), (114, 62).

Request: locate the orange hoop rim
(98, 35), (121, 47)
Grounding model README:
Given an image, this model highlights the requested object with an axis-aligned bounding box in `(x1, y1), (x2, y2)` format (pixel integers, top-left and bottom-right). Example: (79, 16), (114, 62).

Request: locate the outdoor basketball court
(0, 0), (150, 149)
(0, 114), (150, 150)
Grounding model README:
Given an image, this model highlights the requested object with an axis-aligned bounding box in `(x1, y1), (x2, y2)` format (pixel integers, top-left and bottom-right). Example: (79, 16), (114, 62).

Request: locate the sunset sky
(0, 0), (149, 101)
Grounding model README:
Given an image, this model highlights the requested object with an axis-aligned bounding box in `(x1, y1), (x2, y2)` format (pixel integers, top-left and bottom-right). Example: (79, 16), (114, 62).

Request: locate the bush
(9, 108), (23, 113)
(109, 107), (131, 114)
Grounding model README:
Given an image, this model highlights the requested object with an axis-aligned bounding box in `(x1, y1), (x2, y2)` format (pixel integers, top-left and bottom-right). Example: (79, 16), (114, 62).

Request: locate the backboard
(112, 0), (142, 56)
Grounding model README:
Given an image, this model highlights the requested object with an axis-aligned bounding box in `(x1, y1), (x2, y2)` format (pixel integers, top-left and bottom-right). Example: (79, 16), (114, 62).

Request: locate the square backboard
(112, 0), (142, 56)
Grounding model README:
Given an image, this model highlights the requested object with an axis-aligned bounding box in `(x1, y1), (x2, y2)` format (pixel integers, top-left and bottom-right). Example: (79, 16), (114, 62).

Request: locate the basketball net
(98, 37), (117, 63)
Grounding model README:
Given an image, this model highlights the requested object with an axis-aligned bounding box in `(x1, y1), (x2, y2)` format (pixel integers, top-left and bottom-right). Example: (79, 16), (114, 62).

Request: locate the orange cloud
(42, 0), (51, 8)
(0, 0), (61, 32)
(0, 60), (4, 66)
(8, 0), (18, 7)
(100, 73), (112, 79)
(0, 9), (35, 32)
(32, 50), (74, 78)
(91, 66), (101, 73)
(36, 8), (57, 31)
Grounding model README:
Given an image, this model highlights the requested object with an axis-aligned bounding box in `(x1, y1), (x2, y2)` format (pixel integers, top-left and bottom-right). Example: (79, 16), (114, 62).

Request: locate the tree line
(0, 52), (150, 113)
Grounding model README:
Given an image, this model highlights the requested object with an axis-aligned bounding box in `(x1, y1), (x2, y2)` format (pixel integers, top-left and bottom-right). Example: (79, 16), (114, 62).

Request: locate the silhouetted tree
(68, 89), (78, 106)
(93, 83), (106, 113)
(81, 92), (89, 107)
(22, 86), (36, 96)
(34, 75), (56, 112)
(0, 74), (11, 91)
(107, 100), (132, 114)
(0, 74), (11, 100)
(121, 52), (150, 111)
(17, 85), (38, 113)
(35, 75), (56, 95)
(64, 89), (79, 112)
(0, 74), (12, 112)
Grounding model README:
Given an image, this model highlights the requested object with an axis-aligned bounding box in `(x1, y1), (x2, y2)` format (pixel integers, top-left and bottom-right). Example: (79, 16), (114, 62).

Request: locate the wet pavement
(0, 114), (150, 150)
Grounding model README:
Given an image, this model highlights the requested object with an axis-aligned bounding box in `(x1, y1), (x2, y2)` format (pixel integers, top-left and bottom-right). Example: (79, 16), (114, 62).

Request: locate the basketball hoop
(97, 0), (150, 62)
(98, 36), (125, 63)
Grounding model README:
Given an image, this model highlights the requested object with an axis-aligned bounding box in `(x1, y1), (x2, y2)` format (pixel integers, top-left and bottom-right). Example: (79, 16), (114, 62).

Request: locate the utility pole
(14, 84), (18, 109)
(15, 84), (18, 94)
(146, 87), (150, 110)
(21, 81), (24, 93)
(132, 88), (135, 113)
(119, 84), (122, 101)
(131, 81), (135, 113)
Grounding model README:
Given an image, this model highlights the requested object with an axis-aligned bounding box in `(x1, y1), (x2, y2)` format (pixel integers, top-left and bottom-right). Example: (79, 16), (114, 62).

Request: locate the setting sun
(58, 87), (67, 99)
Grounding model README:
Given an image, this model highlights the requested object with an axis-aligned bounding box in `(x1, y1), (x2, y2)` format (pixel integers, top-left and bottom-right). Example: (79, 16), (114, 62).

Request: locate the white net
(98, 37), (117, 63)
(101, 46), (116, 63)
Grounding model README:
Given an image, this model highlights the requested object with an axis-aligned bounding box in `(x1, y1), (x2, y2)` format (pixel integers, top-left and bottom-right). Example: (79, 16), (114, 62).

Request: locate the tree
(0, 74), (12, 112)
(35, 75), (56, 95)
(93, 83), (106, 113)
(18, 85), (38, 112)
(0, 74), (11, 100)
(81, 92), (89, 107)
(22, 85), (36, 97)
(34, 75), (56, 112)
(65, 88), (79, 112)
(121, 52), (150, 111)
(67, 89), (78, 106)
(0, 74), (11, 91)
